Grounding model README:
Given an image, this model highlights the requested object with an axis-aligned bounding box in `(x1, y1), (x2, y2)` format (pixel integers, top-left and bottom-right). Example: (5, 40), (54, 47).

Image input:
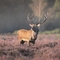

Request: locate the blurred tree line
(43, 0), (60, 30)
(0, 0), (60, 33)
(54, 0), (60, 19)
(29, 0), (60, 31)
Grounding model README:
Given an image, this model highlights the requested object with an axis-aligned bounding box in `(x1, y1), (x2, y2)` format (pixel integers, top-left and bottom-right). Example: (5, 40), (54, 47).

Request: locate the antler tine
(27, 13), (34, 23)
(40, 12), (48, 24)
(27, 13), (30, 20)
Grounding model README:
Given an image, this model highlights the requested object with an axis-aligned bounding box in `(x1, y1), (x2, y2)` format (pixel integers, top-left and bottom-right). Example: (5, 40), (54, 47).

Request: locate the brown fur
(18, 29), (32, 42)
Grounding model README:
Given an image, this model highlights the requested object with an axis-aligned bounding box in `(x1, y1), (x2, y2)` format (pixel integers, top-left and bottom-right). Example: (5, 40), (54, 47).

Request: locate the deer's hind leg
(20, 40), (25, 45)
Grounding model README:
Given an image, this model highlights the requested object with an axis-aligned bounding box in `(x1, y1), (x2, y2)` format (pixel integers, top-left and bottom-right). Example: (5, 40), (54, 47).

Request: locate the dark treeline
(0, 0), (60, 33)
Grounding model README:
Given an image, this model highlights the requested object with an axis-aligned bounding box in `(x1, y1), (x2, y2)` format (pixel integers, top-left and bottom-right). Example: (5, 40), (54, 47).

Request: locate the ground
(0, 34), (60, 60)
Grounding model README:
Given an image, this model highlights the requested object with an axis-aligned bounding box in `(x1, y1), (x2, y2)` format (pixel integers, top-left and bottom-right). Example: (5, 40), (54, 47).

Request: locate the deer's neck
(31, 27), (39, 35)
(31, 28), (39, 40)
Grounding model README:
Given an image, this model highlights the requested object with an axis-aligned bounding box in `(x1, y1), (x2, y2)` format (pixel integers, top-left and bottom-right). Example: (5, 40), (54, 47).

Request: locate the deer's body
(18, 29), (36, 42)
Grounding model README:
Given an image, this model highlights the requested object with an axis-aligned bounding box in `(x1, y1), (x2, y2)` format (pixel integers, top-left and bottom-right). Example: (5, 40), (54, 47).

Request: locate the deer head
(27, 13), (48, 34)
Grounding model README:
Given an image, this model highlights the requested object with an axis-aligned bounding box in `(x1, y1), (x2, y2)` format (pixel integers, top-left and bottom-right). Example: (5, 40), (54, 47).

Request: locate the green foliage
(53, 0), (60, 19)
(54, 0), (60, 10)
(13, 30), (18, 35)
(40, 28), (60, 34)
(55, 12), (60, 19)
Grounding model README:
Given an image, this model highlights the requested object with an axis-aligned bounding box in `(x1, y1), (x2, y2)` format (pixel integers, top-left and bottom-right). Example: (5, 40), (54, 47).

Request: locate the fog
(0, 0), (60, 33)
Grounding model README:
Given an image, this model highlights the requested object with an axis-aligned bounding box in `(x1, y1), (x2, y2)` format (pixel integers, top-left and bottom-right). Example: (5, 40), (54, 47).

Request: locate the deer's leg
(19, 40), (25, 47)
(20, 40), (25, 45)
(29, 41), (31, 46)
(32, 41), (35, 45)
(26, 41), (30, 47)
(29, 40), (35, 45)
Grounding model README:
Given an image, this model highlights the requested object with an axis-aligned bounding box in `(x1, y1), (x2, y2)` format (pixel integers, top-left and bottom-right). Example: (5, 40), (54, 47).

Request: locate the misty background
(0, 0), (60, 33)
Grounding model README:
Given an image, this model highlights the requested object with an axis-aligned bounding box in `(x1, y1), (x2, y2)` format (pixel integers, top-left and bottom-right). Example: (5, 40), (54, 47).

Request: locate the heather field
(0, 34), (60, 60)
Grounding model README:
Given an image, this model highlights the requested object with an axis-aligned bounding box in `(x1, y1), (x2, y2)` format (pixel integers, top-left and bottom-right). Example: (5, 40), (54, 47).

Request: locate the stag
(17, 13), (47, 46)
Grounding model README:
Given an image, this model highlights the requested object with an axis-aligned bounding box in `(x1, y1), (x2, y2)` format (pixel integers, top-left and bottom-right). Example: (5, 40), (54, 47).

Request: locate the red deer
(17, 13), (47, 46)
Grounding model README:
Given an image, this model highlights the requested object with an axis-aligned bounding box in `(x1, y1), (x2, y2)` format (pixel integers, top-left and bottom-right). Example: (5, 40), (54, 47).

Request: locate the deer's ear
(37, 23), (40, 27)
(29, 24), (34, 27)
